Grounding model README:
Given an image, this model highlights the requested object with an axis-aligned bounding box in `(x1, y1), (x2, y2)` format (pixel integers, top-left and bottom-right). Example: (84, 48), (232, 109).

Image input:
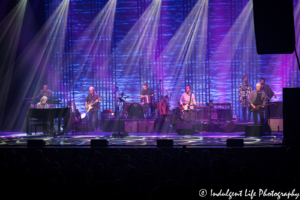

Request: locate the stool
(30, 123), (45, 135)
(245, 125), (263, 136)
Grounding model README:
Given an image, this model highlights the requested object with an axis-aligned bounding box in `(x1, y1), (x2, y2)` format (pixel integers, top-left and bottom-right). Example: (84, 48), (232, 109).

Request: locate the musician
(179, 85), (196, 122)
(37, 85), (52, 99)
(248, 83), (267, 125)
(260, 77), (277, 125)
(238, 76), (252, 122)
(140, 83), (155, 117)
(37, 96), (50, 108)
(85, 87), (100, 132)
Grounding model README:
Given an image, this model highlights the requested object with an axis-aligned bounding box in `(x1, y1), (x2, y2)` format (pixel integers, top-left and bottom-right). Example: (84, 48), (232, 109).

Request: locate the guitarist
(179, 85), (196, 122)
(85, 87), (100, 132)
(248, 83), (267, 125)
(260, 77), (277, 127)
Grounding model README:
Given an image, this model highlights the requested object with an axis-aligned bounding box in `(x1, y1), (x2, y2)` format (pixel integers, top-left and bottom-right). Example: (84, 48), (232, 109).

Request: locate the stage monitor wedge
(253, 0), (295, 54)
(283, 88), (300, 146)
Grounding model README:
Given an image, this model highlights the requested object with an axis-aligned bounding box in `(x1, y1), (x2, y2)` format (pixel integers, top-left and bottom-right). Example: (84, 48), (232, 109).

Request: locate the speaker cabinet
(157, 139), (173, 147)
(253, 0), (295, 54)
(245, 125), (263, 136)
(269, 101), (283, 118)
(125, 121), (138, 132)
(138, 121), (154, 132)
(220, 121), (236, 133)
(91, 139), (108, 147)
(27, 140), (45, 147)
(283, 88), (300, 145)
(269, 118), (283, 132)
(226, 139), (244, 147)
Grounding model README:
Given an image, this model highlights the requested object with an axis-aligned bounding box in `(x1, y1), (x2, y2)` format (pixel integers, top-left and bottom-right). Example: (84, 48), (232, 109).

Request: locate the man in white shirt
(179, 85), (196, 122)
(37, 96), (50, 108)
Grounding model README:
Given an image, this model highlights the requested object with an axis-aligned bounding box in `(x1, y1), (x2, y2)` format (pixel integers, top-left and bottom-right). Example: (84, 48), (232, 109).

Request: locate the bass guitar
(86, 96), (104, 112)
(249, 104), (269, 112)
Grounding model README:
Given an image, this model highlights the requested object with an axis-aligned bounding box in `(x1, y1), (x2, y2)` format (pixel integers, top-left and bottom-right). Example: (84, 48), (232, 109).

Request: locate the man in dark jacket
(248, 83), (267, 125)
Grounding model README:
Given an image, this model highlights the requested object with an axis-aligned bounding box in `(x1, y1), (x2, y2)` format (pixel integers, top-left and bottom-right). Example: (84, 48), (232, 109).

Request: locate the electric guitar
(179, 102), (202, 113)
(249, 104), (269, 112)
(86, 96), (104, 112)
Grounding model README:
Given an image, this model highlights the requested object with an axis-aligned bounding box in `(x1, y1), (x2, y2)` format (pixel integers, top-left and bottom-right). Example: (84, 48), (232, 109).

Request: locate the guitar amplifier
(269, 101), (283, 118)
(125, 121), (138, 132)
(194, 106), (210, 121)
(138, 121), (154, 132)
(101, 112), (115, 119)
(268, 118), (283, 132)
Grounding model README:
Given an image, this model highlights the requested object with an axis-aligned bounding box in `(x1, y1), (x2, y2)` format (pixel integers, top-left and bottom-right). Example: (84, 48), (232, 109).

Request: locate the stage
(0, 128), (283, 148)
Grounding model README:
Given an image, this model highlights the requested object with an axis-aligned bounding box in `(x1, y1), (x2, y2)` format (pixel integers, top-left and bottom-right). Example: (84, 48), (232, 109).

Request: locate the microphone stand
(113, 86), (121, 136)
(261, 89), (272, 135)
(156, 80), (162, 118)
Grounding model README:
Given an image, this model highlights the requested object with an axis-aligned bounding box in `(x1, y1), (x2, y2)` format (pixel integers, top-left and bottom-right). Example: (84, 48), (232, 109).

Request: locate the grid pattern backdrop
(44, 0), (300, 120)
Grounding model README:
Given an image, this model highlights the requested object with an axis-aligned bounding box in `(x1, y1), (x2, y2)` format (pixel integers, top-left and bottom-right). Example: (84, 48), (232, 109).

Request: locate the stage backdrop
(44, 0), (300, 120)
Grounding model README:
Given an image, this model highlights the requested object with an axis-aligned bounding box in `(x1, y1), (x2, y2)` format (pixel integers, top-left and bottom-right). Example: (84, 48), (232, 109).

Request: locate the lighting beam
(0, 0), (27, 128)
(66, 0), (117, 112)
(4, 0), (69, 130)
(210, 1), (253, 102)
(114, 0), (162, 99)
(158, 0), (208, 108)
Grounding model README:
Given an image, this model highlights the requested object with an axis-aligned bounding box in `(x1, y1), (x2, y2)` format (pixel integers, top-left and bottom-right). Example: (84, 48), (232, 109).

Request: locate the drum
(128, 103), (144, 119)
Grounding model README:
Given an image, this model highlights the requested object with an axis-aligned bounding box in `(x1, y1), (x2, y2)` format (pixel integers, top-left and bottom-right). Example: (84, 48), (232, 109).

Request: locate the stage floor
(0, 130), (283, 147)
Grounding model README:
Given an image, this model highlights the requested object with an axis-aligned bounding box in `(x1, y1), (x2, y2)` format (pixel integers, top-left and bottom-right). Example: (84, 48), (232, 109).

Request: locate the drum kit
(117, 88), (172, 119)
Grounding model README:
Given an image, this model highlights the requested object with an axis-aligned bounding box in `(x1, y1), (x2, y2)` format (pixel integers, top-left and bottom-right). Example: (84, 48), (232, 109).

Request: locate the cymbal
(117, 96), (129, 98)
(126, 98), (135, 102)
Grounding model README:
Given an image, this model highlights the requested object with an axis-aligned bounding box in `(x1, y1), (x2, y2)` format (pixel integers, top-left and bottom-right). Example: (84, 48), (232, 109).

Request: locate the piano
(26, 108), (70, 135)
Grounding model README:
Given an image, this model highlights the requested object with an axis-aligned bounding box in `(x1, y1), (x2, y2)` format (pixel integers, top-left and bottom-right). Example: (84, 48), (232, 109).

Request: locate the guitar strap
(91, 94), (96, 103)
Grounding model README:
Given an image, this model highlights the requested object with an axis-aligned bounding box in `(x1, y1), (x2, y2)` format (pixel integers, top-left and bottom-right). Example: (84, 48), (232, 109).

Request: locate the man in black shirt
(140, 83), (155, 117)
(37, 85), (52, 99)
(260, 77), (277, 125)
(85, 87), (100, 132)
(248, 83), (267, 125)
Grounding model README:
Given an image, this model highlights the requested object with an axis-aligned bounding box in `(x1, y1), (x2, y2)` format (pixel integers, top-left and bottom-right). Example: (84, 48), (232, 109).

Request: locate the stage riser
(102, 119), (257, 133)
(103, 119), (172, 133)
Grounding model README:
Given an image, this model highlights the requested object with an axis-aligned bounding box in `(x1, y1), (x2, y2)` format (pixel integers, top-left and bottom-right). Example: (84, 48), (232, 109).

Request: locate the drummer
(140, 83), (155, 117)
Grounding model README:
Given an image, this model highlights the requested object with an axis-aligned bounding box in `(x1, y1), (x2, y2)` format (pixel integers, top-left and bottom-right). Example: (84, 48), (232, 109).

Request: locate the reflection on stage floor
(0, 130), (283, 147)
